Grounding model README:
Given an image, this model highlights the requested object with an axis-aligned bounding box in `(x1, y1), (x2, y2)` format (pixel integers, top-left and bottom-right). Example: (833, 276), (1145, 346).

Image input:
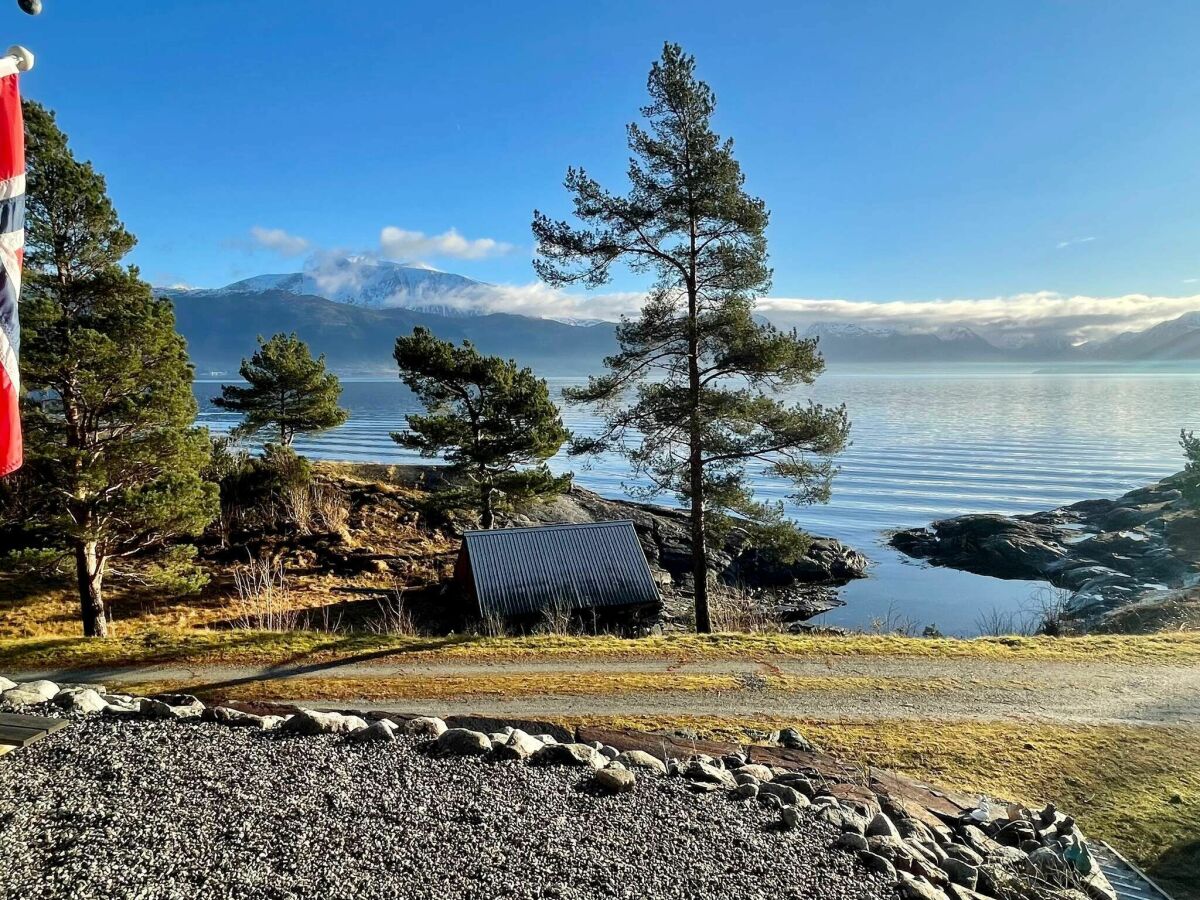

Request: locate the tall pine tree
(213, 332), (348, 447)
(532, 44), (849, 632)
(20, 101), (218, 637)
(393, 327), (569, 528)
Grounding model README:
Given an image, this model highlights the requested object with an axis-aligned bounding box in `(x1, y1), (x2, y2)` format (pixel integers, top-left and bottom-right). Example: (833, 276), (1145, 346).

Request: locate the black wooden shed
(454, 520), (660, 621)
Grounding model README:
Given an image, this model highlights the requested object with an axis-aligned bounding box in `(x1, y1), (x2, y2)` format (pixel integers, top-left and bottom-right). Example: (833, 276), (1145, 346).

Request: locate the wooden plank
(0, 714), (68, 750)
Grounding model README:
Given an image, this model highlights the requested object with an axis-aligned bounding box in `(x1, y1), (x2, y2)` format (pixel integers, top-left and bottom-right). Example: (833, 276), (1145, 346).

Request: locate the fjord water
(194, 367), (1199, 635)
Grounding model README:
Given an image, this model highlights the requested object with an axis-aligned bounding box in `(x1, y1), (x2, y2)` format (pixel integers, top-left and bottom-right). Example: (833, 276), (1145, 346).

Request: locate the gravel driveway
(0, 717), (891, 900)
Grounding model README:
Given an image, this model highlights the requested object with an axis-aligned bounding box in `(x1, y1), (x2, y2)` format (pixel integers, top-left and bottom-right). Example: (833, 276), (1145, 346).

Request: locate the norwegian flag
(0, 52), (24, 477)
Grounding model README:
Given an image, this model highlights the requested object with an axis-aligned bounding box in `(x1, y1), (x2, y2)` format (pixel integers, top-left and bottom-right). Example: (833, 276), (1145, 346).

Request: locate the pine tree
(392, 327), (570, 528)
(19, 101), (219, 637)
(532, 44), (849, 632)
(213, 333), (348, 447)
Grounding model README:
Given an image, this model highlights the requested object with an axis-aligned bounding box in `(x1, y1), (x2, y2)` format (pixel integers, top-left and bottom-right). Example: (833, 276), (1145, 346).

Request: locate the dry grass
(4, 625), (1200, 672)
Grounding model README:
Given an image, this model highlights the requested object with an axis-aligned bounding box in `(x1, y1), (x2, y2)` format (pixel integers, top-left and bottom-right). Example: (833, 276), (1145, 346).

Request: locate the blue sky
(10, 1), (1200, 339)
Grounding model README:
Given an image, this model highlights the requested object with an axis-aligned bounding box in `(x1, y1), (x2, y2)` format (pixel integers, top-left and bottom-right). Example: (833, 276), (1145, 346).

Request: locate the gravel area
(0, 715), (891, 900)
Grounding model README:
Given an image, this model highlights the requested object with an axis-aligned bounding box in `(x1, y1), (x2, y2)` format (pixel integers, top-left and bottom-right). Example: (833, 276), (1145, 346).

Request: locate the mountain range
(160, 261), (1200, 373)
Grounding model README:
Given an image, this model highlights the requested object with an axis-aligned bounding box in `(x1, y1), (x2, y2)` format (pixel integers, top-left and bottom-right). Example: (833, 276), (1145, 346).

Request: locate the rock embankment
(505, 485), (868, 622)
(891, 473), (1199, 628)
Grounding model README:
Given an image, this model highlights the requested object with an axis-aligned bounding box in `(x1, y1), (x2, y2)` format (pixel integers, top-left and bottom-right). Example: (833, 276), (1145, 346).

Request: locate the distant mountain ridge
(165, 289), (618, 376)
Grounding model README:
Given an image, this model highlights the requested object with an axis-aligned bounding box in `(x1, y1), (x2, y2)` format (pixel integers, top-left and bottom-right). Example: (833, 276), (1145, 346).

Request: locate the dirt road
(16, 654), (1200, 727)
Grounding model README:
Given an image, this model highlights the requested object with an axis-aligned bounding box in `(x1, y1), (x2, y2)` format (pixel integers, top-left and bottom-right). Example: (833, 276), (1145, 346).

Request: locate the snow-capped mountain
(802, 321), (1004, 362)
(1083, 311), (1200, 360)
(213, 257), (488, 317)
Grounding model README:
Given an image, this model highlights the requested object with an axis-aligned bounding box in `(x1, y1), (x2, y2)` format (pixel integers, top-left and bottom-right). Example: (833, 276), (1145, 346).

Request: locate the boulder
(403, 716), (448, 738)
(2, 679), (59, 706)
(589, 765), (636, 794)
(732, 783), (760, 801)
(775, 728), (819, 752)
(139, 697), (205, 721)
(614, 750), (667, 775)
(780, 806), (803, 830)
(836, 832), (870, 852)
(280, 709), (368, 736)
(898, 878), (949, 900)
(432, 727), (493, 757)
(530, 742), (606, 769)
(344, 719), (397, 743)
(858, 851), (897, 881)
(494, 729), (544, 762)
(758, 782), (808, 808)
(683, 759), (737, 790)
(734, 764), (773, 782)
(818, 805), (869, 835)
(867, 812), (902, 839)
(0, 676), (16, 691)
(202, 706), (279, 729)
(53, 688), (106, 715)
(773, 773), (815, 796)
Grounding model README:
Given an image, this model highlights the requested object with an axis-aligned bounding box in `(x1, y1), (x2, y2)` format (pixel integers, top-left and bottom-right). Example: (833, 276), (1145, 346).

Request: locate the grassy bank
(4, 627), (1200, 673)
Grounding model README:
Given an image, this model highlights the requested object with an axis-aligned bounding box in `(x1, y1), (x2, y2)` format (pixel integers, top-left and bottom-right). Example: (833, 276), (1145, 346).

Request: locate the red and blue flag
(0, 53), (24, 477)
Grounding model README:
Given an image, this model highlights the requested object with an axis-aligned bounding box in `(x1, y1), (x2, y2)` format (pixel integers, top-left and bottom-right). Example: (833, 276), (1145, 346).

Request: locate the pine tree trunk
(686, 268), (712, 633)
(74, 539), (108, 638)
(480, 485), (495, 530)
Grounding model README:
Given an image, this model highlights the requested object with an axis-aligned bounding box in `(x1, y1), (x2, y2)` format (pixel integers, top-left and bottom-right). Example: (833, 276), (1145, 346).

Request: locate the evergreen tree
(532, 44), (849, 632)
(213, 333), (348, 447)
(19, 101), (219, 637)
(1180, 429), (1200, 501)
(392, 327), (570, 528)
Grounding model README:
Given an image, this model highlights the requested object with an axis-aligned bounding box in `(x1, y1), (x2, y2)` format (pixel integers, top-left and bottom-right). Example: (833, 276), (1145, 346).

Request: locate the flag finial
(5, 46), (33, 72)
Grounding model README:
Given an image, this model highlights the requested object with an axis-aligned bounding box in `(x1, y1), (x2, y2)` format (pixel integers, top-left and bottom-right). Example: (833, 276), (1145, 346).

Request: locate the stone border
(1, 677), (1119, 900)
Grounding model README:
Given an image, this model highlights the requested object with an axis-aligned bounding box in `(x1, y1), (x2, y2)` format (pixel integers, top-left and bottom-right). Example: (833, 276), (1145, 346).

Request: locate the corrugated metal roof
(461, 520), (660, 618)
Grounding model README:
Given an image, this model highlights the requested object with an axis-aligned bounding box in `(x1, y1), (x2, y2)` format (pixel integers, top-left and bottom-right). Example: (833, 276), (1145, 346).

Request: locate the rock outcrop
(891, 473), (1199, 627)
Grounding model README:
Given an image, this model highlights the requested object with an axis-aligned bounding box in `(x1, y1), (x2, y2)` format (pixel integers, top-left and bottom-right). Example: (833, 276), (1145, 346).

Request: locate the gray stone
(2, 679), (59, 706)
(734, 764), (773, 782)
(898, 878), (949, 900)
(589, 766), (636, 794)
(54, 688), (106, 714)
(599, 745), (620, 760)
(344, 720), (397, 743)
(731, 783), (759, 801)
(818, 805), (868, 835)
(530, 742), (606, 770)
(858, 851), (897, 881)
(683, 759), (737, 790)
(139, 698), (204, 721)
(776, 727), (818, 752)
(494, 729), (544, 762)
(403, 715), (448, 738)
(836, 833), (870, 852)
(280, 709), (368, 736)
(758, 782), (808, 808)
(202, 706), (277, 729)
(773, 773), (815, 796)
(943, 844), (984, 867)
(432, 727), (493, 756)
(942, 858), (978, 889)
(734, 773), (760, 786)
(867, 812), (901, 838)
(614, 749), (667, 775)
(780, 806), (803, 830)
(0, 676), (15, 691)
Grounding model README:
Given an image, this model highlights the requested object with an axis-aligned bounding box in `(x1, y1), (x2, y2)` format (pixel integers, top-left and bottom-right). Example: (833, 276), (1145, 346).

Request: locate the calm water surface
(195, 367), (1200, 635)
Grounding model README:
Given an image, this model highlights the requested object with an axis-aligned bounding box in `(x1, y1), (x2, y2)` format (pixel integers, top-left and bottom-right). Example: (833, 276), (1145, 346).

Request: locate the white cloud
(379, 226), (513, 261)
(249, 226), (311, 257)
(1056, 236), (1097, 250)
(756, 291), (1200, 343)
(1183, 278), (1199, 285)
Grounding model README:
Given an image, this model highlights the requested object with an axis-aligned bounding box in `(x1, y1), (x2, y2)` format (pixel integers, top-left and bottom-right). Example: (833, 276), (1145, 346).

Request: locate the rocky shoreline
(891, 472), (1199, 630)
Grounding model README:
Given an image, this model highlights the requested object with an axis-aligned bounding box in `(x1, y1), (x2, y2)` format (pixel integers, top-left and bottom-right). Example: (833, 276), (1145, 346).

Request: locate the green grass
(4, 627), (1200, 671)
